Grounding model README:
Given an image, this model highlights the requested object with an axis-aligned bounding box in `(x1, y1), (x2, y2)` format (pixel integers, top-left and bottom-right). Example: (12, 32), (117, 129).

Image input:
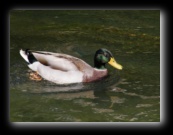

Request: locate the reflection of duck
(20, 48), (122, 84)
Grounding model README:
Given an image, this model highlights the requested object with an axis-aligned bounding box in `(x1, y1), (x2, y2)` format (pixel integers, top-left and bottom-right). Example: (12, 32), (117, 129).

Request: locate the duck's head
(94, 48), (123, 70)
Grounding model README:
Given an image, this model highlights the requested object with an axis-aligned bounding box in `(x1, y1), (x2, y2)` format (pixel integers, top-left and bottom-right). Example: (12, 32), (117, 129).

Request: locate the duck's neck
(95, 65), (106, 69)
(94, 62), (106, 69)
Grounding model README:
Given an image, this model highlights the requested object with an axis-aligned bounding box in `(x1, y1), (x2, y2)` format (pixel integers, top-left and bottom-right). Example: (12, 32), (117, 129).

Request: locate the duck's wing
(31, 51), (94, 74)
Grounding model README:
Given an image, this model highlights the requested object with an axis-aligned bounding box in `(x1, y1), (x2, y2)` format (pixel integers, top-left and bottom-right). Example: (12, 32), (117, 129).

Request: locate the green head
(94, 48), (123, 70)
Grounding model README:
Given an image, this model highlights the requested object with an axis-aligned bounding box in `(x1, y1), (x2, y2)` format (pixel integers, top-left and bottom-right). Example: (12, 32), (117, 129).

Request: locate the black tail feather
(25, 49), (38, 64)
(25, 49), (30, 55)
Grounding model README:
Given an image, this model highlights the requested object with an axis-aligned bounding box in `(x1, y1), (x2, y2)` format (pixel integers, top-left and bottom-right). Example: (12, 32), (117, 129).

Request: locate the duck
(19, 48), (123, 84)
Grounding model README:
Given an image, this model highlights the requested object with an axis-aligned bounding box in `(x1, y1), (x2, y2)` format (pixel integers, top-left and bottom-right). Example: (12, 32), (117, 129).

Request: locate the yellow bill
(108, 57), (123, 70)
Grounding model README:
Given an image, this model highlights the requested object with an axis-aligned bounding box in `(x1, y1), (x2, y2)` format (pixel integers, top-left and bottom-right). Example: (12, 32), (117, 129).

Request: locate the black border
(1, 1), (170, 132)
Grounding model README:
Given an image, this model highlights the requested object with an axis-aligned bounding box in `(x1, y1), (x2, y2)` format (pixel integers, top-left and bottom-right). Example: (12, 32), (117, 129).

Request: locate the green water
(10, 10), (160, 122)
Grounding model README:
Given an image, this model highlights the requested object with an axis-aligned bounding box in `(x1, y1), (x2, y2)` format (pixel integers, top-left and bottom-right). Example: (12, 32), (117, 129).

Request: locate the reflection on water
(10, 10), (160, 122)
(25, 83), (85, 93)
(11, 76), (160, 122)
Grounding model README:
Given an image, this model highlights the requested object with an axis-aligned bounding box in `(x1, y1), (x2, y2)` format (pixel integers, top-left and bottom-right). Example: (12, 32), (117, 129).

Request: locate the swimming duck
(19, 48), (123, 84)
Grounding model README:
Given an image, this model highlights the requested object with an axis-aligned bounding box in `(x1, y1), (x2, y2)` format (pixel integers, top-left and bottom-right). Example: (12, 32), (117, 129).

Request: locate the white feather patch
(28, 62), (40, 71)
(37, 64), (83, 84)
(19, 49), (29, 63)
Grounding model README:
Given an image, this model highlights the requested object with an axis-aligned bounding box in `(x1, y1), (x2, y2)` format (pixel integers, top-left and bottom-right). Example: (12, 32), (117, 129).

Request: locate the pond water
(10, 10), (160, 122)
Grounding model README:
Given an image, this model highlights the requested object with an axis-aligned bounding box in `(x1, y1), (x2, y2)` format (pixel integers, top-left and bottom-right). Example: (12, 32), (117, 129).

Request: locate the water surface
(10, 10), (160, 122)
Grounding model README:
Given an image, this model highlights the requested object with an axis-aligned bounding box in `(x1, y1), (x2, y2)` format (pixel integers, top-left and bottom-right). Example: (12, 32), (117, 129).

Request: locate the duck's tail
(20, 49), (38, 64)
(20, 49), (40, 71)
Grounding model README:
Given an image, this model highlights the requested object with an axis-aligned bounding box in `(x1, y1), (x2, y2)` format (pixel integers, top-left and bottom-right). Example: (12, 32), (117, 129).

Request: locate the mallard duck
(19, 48), (123, 84)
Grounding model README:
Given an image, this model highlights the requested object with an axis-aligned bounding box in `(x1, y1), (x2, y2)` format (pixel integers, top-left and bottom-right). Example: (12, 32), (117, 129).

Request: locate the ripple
(135, 112), (147, 116)
(124, 92), (160, 99)
(54, 114), (81, 122)
(92, 108), (114, 113)
(73, 99), (96, 107)
(54, 90), (95, 100)
(109, 96), (125, 108)
(111, 87), (127, 92)
(113, 114), (128, 120)
(136, 104), (153, 108)
(129, 117), (138, 121)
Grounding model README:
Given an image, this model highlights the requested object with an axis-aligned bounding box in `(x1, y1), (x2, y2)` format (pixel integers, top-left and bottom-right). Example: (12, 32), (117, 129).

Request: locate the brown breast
(83, 69), (108, 82)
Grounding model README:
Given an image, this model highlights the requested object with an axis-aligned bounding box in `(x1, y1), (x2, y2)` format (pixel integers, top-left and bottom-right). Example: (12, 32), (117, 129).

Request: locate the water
(10, 10), (160, 122)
